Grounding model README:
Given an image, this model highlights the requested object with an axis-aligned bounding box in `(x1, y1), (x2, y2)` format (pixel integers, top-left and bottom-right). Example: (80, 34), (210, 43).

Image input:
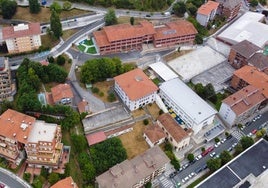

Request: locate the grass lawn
(12, 7), (90, 23)
(117, 16), (146, 24)
(146, 103), (161, 120)
(86, 46), (97, 54)
(77, 44), (86, 52)
(119, 121), (149, 159)
(62, 29), (79, 41)
(92, 81), (114, 103)
(41, 34), (59, 50)
(84, 39), (94, 46)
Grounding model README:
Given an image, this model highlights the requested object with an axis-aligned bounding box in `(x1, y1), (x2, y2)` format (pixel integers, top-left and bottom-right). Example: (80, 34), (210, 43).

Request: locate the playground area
(77, 38), (97, 54)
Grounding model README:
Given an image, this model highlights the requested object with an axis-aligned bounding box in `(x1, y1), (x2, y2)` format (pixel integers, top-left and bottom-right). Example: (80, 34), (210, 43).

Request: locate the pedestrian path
(159, 176), (175, 188)
(231, 130), (244, 140)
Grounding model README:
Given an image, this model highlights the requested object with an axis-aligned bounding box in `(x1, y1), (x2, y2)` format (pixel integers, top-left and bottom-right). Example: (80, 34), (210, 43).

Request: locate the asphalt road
(0, 169), (29, 188)
(242, 110), (268, 135)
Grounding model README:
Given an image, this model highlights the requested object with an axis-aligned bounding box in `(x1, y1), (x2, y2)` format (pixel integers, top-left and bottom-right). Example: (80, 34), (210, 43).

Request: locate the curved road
(0, 168), (31, 188)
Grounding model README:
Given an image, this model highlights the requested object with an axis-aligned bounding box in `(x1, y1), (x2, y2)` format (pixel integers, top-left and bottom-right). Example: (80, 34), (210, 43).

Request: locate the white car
(191, 172), (196, 176)
(184, 176), (189, 182)
(247, 132), (253, 137)
(195, 155), (202, 161)
(221, 138), (226, 144)
(210, 152), (216, 157)
(215, 143), (219, 148)
(232, 142), (238, 148)
(182, 179), (185, 183)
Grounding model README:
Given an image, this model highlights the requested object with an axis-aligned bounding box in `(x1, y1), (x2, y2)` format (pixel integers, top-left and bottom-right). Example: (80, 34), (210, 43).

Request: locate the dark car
(145, 14), (151, 17)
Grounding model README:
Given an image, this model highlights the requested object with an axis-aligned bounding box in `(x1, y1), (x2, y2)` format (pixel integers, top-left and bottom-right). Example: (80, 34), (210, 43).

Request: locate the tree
(194, 83), (205, 98)
(50, 10), (62, 39)
(240, 136), (254, 150)
(71, 134), (87, 153)
(204, 83), (216, 101)
(1, 0), (17, 19)
(173, 2), (186, 17)
(145, 182), (152, 188)
(219, 150), (232, 165)
(143, 119), (149, 125)
(48, 172), (60, 185)
(256, 129), (266, 138)
(63, 1), (72, 10)
(82, 163), (96, 182)
(29, 0), (40, 14)
(259, 0), (267, 5)
(130, 16), (134, 25)
(234, 144), (243, 156)
(201, 147), (205, 152)
(50, 2), (62, 13)
(225, 132), (230, 137)
(104, 8), (117, 26)
(207, 158), (221, 172)
(214, 137), (220, 143)
(250, 0), (258, 7)
(164, 142), (173, 151)
(186, 3), (197, 15)
(56, 55), (66, 65)
(187, 153), (194, 162)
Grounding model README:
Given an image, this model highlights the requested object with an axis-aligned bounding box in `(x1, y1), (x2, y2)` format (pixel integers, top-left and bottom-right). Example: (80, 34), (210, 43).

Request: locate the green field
(87, 46), (97, 54)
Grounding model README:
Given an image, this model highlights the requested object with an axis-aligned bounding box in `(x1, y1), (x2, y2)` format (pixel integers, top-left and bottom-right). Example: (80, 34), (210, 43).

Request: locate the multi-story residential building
(219, 85), (266, 127)
(51, 176), (78, 188)
(153, 20), (197, 48)
(247, 52), (268, 75)
(114, 68), (158, 111)
(196, 1), (220, 26)
(159, 78), (217, 134)
(48, 83), (74, 105)
(228, 40), (261, 69)
(157, 113), (191, 151)
(143, 124), (166, 147)
(2, 23), (41, 54)
(0, 57), (16, 102)
(231, 65), (268, 99)
(25, 120), (63, 169)
(93, 20), (197, 55)
(216, 0), (241, 21)
(96, 146), (170, 188)
(0, 109), (65, 170)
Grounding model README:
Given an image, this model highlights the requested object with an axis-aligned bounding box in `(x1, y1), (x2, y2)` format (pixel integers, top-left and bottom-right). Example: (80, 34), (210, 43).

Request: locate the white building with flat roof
(159, 78), (217, 134)
(149, 62), (178, 81)
(217, 12), (268, 48)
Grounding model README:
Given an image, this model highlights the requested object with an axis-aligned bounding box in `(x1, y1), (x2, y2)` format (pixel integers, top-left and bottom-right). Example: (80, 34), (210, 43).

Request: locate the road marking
(227, 166), (242, 181)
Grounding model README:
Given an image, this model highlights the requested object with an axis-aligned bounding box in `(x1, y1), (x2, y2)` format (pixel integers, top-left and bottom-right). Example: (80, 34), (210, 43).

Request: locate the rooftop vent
(13, 133), (16, 137)
(24, 136), (27, 139)
(135, 76), (143, 82)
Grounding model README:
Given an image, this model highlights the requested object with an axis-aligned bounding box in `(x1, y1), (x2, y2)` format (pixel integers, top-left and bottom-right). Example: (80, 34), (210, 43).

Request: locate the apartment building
(51, 176), (78, 188)
(219, 85), (266, 127)
(216, 0), (241, 21)
(157, 113), (191, 151)
(48, 83), (74, 105)
(159, 78), (217, 134)
(0, 57), (16, 102)
(96, 146), (170, 188)
(114, 68), (158, 111)
(93, 20), (197, 55)
(0, 109), (65, 170)
(231, 65), (268, 99)
(2, 23), (41, 54)
(196, 1), (220, 26)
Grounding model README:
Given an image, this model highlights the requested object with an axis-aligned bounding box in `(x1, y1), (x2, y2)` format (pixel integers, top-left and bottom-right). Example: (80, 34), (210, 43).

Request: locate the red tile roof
(2, 23), (41, 40)
(77, 99), (89, 113)
(86, 131), (107, 146)
(144, 124), (165, 144)
(154, 20), (197, 40)
(0, 109), (36, 144)
(223, 85), (266, 115)
(114, 68), (158, 101)
(197, 1), (220, 15)
(51, 84), (74, 103)
(157, 113), (189, 143)
(233, 65), (268, 98)
(51, 177), (78, 188)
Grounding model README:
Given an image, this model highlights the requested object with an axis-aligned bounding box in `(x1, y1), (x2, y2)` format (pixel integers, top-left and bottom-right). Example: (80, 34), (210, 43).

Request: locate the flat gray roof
(159, 78), (217, 125)
(27, 120), (57, 143)
(197, 139), (268, 188)
(149, 62), (178, 81)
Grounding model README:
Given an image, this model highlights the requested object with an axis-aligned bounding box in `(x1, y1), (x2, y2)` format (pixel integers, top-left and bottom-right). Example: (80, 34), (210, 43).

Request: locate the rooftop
(2, 23), (41, 40)
(144, 124), (166, 144)
(149, 61), (178, 81)
(222, 85), (266, 116)
(0, 109), (36, 144)
(114, 68), (158, 101)
(96, 146), (170, 188)
(197, 139), (268, 188)
(27, 120), (58, 143)
(86, 131), (107, 146)
(77, 99), (89, 113)
(197, 1), (220, 16)
(159, 78), (217, 125)
(157, 113), (189, 142)
(154, 20), (197, 40)
(248, 52), (268, 71)
(217, 12), (268, 48)
(231, 40), (261, 59)
(51, 83), (74, 103)
(233, 65), (268, 98)
(51, 176), (78, 188)
(217, 0), (241, 9)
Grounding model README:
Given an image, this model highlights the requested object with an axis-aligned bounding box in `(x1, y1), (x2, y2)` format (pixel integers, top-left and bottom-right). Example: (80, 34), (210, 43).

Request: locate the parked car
(252, 129), (257, 134)
(195, 167), (203, 174)
(227, 147), (233, 152)
(247, 132), (253, 137)
(195, 154), (202, 161)
(169, 171), (177, 178)
(208, 146), (214, 152)
(232, 142), (238, 148)
(221, 138), (227, 144)
(210, 152), (216, 158)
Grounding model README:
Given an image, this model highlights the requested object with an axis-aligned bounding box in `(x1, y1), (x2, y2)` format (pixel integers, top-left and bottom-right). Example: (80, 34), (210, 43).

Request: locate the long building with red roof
(93, 20), (197, 55)
(2, 23), (41, 54)
(114, 68), (158, 111)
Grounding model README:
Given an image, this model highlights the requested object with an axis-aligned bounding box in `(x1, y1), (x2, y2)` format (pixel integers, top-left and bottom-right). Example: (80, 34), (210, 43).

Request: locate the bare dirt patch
(92, 81), (114, 103)
(131, 108), (147, 118)
(163, 50), (193, 62)
(146, 103), (161, 120)
(119, 121), (149, 159)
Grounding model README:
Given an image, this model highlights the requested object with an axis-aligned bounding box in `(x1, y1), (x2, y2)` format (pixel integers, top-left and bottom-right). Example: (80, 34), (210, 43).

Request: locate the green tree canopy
(219, 150), (232, 165)
(50, 10), (62, 39)
(1, 0), (17, 19)
(29, 0), (41, 14)
(104, 8), (117, 26)
(240, 136), (254, 150)
(71, 134), (88, 153)
(50, 2), (62, 13)
(130, 16), (134, 25)
(63, 1), (72, 10)
(207, 158), (221, 172)
(48, 172), (60, 185)
(173, 2), (186, 17)
(187, 153), (195, 162)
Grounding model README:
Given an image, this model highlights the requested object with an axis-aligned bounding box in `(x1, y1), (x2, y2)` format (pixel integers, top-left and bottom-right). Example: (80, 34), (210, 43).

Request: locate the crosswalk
(159, 176), (175, 188)
(232, 130), (244, 140)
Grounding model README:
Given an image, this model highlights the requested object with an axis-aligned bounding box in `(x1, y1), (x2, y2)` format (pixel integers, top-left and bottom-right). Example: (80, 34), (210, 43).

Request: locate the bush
(91, 87), (99, 94)
(56, 55), (66, 65)
(107, 93), (116, 102)
(63, 1), (72, 10)
(143, 119), (149, 125)
(214, 137), (220, 143)
(99, 91), (104, 97)
(23, 173), (31, 182)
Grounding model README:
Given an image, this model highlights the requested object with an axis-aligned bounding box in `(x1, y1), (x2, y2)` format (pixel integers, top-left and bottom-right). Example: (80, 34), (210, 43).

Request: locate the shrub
(143, 119), (149, 125)
(91, 87), (99, 94)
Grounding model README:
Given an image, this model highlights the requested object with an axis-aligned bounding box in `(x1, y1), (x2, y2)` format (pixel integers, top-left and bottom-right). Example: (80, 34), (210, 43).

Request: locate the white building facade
(159, 78), (217, 134)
